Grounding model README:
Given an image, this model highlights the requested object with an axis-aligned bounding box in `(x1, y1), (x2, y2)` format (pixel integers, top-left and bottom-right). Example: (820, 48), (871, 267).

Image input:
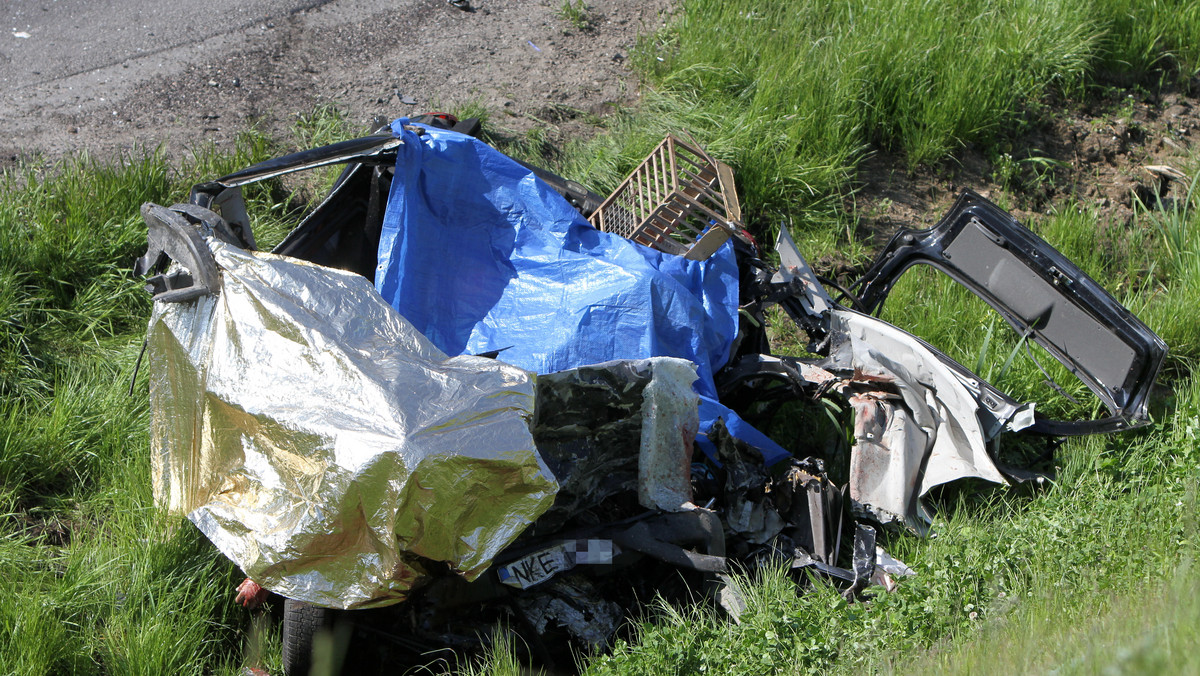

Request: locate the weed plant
(2, 1), (1199, 673)
(557, 0), (593, 32)
(0, 126), (312, 674)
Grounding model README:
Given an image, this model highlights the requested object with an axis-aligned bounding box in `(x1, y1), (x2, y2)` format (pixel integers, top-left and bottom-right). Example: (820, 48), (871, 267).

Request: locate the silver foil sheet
(147, 240), (557, 609)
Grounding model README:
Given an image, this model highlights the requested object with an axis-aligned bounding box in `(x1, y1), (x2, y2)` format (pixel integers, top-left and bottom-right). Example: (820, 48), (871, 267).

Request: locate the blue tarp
(376, 119), (788, 465)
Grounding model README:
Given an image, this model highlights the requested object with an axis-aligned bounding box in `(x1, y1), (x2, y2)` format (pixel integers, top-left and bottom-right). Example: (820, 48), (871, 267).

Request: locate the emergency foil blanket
(147, 240), (558, 609)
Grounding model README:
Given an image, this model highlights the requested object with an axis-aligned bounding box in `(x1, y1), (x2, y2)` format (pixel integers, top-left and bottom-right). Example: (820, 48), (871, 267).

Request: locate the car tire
(282, 599), (328, 676)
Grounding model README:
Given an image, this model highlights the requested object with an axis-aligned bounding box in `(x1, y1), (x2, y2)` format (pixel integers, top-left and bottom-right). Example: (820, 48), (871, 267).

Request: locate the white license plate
(496, 539), (618, 589)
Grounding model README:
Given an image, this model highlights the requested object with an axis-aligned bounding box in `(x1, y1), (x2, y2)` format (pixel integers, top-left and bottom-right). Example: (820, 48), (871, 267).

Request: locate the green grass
(0, 127), (309, 674)
(1093, 0), (1200, 82)
(902, 559), (1200, 674)
(557, 0), (594, 32)
(554, 0), (1198, 241)
(557, 0), (1101, 227)
(2, 0), (1199, 673)
(887, 378), (1200, 675)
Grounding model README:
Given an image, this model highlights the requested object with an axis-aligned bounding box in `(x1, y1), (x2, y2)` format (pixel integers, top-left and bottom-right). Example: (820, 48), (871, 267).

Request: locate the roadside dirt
(850, 80), (1200, 259)
(0, 0), (670, 168)
(3, 0), (1196, 260)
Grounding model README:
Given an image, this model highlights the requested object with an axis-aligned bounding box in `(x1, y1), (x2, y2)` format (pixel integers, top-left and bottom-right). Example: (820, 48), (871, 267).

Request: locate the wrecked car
(135, 114), (1166, 673)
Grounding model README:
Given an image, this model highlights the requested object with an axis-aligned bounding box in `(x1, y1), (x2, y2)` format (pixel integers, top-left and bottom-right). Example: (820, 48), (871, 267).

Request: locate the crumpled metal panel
(828, 309), (1008, 533)
(147, 239), (557, 610)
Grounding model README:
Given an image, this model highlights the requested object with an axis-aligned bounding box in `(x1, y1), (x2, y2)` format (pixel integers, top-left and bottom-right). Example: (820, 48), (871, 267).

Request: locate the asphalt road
(2, 0), (331, 90)
(0, 0), (661, 166)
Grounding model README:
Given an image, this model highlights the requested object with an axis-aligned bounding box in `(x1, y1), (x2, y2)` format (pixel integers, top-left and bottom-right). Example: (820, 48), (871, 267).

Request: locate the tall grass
(1092, 0), (1200, 80)
(559, 0), (1197, 239)
(561, 0), (1099, 227)
(0, 128), (301, 674)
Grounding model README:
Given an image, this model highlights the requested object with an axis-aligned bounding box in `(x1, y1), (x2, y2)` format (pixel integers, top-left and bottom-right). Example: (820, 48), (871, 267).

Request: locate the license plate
(496, 539), (618, 589)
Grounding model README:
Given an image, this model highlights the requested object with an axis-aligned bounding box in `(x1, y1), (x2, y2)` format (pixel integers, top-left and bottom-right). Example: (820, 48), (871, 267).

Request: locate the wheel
(282, 599), (328, 676)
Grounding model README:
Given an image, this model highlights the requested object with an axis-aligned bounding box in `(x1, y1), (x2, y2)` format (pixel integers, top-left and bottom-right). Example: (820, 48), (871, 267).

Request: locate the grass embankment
(0, 129), (323, 673)
(1, 0), (1199, 674)
(567, 1), (1200, 674)
(557, 0), (1199, 243)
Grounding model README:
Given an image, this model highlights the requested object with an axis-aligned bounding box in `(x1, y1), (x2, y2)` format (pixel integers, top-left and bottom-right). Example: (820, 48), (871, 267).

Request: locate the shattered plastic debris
(514, 576), (623, 647)
(712, 422), (787, 545)
(872, 547), (916, 592)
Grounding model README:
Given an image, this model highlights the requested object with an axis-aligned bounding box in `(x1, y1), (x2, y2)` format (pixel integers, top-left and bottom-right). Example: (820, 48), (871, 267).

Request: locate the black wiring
(816, 274), (870, 313)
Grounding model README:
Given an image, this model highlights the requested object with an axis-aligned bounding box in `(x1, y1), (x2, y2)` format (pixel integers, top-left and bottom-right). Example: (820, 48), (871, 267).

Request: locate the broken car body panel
(854, 189), (1167, 436)
(827, 309), (1010, 533)
(728, 191), (1166, 532)
(137, 122), (1166, 661)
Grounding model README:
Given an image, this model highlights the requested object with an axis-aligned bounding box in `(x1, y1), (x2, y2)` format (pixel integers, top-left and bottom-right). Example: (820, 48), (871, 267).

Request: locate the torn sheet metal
(776, 460), (841, 564)
(514, 576), (624, 647)
(848, 523), (877, 596)
(709, 421), (787, 545)
(772, 225), (834, 318)
(872, 546), (916, 592)
(827, 309), (1008, 533)
(147, 239), (557, 609)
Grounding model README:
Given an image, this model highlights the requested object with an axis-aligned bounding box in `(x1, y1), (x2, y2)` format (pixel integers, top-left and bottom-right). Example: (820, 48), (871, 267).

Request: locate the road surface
(0, 0), (666, 165)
